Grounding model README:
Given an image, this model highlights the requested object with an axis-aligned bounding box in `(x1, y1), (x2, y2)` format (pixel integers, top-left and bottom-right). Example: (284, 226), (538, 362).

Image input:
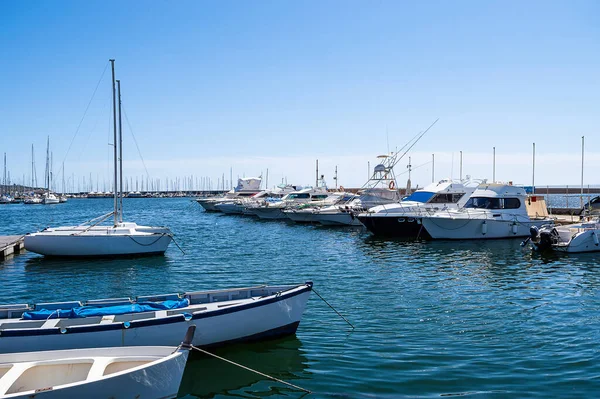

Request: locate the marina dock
(0, 235), (25, 259)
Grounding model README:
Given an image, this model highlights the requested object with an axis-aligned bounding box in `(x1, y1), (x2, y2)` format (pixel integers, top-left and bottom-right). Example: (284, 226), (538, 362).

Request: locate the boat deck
(0, 236), (25, 259)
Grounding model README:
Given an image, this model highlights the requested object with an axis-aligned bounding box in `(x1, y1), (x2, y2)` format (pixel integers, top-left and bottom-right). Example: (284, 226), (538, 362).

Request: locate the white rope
(190, 345), (311, 393)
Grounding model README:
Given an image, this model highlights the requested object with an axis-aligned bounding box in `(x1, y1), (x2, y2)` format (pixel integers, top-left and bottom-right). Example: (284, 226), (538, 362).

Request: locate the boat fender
(389, 181), (395, 190)
(511, 222), (518, 235)
(593, 231), (599, 246)
(482, 221), (487, 235)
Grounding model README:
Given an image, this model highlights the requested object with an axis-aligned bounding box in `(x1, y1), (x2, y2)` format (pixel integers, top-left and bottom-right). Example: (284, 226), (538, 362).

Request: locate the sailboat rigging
(24, 59), (173, 257)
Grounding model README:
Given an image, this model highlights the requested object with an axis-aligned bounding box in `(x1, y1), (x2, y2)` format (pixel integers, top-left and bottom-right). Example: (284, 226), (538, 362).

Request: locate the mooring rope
(190, 345), (311, 394)
(312, 288), (354, 329)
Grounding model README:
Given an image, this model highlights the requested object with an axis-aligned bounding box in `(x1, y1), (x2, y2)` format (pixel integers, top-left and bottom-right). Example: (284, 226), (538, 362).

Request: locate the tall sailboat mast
(117, 79), (124, 223)
(45, 137), (50, 193)
(31, 145), (35, 189)
(110, 59), (118, 226)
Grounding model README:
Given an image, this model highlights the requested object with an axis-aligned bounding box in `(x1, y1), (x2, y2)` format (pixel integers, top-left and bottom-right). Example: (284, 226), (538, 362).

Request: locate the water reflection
(178, 336), (309, 398)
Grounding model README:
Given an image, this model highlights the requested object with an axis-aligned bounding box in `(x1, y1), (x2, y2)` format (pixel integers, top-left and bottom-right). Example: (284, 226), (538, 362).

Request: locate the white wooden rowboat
(0, 326), (194, 399)
(0, 283), (312, 354)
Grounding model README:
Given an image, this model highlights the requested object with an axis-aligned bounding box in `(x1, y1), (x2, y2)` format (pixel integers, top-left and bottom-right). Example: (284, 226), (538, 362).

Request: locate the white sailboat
(25, 60), (173, 257)
(41, 138), (59, 205)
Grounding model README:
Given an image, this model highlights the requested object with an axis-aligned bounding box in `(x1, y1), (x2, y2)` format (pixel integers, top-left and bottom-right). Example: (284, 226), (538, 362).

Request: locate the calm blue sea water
(1, 198), (599, 398)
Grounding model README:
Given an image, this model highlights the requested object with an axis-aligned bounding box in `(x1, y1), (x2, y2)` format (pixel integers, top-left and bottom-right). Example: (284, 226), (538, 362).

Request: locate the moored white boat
(24, 220), (172, 257)
(253, 188), (330, 220)
(0, 282), (313, 354)
(24, 60), (173, 257)
(23, 196), (42, 205)
(196, 177), (263, 212)
(530, 217), (600, 253)
(358, 179), (478, 237)
(41, 193), (59, 205)
(0, 327), (194, 399)
(418, 184), (553, 240)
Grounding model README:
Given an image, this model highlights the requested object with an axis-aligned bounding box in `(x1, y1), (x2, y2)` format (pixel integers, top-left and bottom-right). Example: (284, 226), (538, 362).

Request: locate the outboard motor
(521, 225), (540, 247)
(537, 225), (560, 251)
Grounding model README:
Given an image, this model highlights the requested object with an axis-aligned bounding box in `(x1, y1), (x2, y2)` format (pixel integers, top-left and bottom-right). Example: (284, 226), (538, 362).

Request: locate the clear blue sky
(1, 1), (598, 190)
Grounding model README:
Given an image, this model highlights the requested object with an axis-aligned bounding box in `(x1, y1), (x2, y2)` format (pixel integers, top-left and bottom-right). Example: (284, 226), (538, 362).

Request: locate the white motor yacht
(253, 187), (331, 220)
(196, 177), (262, 212)
(358, 179), (478, 236)
(418, 184), (553, 240)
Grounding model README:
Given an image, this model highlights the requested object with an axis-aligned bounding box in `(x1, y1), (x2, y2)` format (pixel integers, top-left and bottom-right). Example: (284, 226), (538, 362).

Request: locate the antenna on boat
(460, 151), (463, 181)
(431, 153), (435, 183)
(315, 159), (319, 188)
(117, 79), (124, 223)
(406, 156), (412, 195)
(581, 136), (585, 210)
(110, 59), (118, 226)
(532, 143), (536, 194)
(492, 146), (496, 183)
(334, 165), (338, 189)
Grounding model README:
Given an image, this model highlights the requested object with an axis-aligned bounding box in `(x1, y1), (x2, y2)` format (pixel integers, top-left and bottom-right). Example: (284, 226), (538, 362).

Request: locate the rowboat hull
(0, 283), (312, 354)
(0, 346), (188, 399)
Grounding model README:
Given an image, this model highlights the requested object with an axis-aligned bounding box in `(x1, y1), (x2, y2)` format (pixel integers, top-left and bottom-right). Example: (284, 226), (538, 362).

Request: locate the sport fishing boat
(529, 217), (600, 253)
(0, 282), (313, 354)
(24, 60), (172, 257)
(0, 327), (194, 399)
(306, 153), (403, 226)
(196, 177), (262, 212)
(417, 184), (553, 240)
(358, 179), (478, 237)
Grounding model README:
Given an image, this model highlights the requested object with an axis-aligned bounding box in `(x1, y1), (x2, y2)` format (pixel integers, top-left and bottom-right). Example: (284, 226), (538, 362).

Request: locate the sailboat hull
(25, 231), (172, 257)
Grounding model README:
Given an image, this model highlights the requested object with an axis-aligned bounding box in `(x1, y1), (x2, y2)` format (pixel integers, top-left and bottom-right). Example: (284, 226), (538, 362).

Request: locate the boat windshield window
(402, 191), (435, 203)
(464, 197), (502, 209)
(428, 193), (465, 204)
(504, 198), (521, 209)
(288, 193), (310, 199)
(312, 194), (328, 200)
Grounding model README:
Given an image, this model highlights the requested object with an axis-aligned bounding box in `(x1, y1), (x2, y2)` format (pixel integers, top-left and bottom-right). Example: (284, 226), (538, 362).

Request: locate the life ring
(340, 186), (345, 192)
(389, 181), (396, 189)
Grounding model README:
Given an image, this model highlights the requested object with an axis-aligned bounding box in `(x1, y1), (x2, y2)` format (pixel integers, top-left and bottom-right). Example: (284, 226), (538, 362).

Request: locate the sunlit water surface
(1, 198), (599, 398)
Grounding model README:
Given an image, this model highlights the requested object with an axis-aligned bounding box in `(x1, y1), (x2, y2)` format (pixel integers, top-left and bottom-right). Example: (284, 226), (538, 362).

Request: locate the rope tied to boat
(123, 232), (183, 255)
(189, 344), (311, 394)
(312, 288), (355, 329)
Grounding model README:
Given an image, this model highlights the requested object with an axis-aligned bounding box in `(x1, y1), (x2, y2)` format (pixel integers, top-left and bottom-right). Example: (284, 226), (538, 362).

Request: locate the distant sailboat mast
(110, 59), (118, 226)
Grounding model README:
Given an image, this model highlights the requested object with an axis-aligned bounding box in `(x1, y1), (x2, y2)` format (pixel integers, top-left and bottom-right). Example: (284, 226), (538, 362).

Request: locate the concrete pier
(0, 236), (25, 259)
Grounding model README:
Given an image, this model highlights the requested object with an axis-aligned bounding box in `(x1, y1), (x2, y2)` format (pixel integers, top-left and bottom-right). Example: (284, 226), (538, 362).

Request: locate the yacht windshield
(288, 193), (310, 199)
(428, 193), (465, 204)
(464, 197), (521, 210)
(402, 191), (435, 203)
